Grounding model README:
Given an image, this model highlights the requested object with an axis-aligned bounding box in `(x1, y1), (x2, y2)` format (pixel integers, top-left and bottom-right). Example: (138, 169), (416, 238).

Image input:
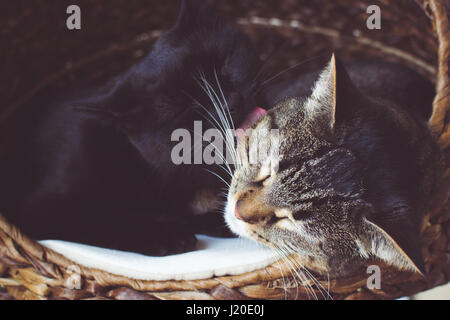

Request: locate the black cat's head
(110, 0), (261, 132)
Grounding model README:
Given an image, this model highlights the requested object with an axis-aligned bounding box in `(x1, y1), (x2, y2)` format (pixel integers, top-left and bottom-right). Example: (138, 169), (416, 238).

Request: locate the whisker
(204, 168), (231, 188)
(251, 39), (291, 85)
(186, 89), (229, 141)
(213, 69), (239, 167)
(185, 87), (234, 176)
(286, 257), (322, 299)
(195, 79), (235, 163)
(284, 241), (333, 300)
(273, 243), (299, 299)
(277, 242), (315, 300)
(272, 248), (289, 300)
(257, 53), (327, 93)
(183, 126), (233, 177)
(199, 76), (238, 167)
(213, 69), (236, 133)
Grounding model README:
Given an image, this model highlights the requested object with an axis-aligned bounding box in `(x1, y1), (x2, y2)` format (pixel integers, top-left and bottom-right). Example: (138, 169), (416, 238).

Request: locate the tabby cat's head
(225, 55), (431, 277)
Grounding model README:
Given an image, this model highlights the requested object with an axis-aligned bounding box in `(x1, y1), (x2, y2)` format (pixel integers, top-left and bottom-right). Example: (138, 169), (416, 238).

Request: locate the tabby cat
(225, 55), (441, 277)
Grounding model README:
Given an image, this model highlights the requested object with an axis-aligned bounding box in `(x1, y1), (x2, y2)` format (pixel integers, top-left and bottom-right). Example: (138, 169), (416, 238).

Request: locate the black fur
(0, 0), (261, 255)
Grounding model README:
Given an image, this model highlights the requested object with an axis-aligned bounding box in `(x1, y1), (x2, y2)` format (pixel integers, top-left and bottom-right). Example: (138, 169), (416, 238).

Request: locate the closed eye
(293, 210), (314, 221)
(253, 174), (270, 187)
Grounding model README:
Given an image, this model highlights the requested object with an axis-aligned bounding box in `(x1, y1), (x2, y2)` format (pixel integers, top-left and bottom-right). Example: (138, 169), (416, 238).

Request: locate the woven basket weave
(0, 0), (449, 300)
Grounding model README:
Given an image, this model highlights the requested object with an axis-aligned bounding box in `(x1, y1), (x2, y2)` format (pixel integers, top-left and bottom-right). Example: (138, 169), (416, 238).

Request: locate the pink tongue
(236, 107), (267, 139)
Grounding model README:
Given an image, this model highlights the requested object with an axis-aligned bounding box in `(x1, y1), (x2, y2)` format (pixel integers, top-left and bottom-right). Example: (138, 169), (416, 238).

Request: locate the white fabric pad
(40, 235), (278, 281)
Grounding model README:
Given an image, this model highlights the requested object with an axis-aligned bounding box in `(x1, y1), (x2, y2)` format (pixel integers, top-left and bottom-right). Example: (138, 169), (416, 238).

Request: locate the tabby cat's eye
(254, 174), (271, 187)
(293, 210), (314, 221)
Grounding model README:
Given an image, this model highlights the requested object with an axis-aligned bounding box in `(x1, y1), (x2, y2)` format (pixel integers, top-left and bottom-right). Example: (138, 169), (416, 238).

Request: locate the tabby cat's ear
(174, 0), (217, 30)
(362, 218), (425, 275)
(305, 54), (361, 129)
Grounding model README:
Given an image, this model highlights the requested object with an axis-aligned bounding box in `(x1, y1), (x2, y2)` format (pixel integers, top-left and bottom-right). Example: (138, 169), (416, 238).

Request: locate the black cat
(0, 0), (262, 255)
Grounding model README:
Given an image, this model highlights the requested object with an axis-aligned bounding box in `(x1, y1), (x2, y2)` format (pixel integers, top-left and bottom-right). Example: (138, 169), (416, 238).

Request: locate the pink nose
(234, 200), (246, 222)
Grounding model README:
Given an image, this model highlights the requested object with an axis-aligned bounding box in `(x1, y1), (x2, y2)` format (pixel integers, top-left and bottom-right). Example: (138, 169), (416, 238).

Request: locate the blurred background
(0, 0), (438, 114)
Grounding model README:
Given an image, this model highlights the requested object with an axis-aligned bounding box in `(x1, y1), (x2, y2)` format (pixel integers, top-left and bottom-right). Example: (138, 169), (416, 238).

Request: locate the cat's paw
(153, 225), (197, 256)
(131, 222), (197, 256)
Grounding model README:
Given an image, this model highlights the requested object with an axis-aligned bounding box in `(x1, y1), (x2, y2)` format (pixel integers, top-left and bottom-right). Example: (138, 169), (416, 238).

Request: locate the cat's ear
(362, 217), (425, 275)
(305, 54), (361, 129)
(174, 0), (217, 30)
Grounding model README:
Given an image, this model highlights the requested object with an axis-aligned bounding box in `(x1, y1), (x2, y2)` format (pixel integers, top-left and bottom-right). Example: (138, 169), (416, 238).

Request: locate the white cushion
(40, 235), (278, 281)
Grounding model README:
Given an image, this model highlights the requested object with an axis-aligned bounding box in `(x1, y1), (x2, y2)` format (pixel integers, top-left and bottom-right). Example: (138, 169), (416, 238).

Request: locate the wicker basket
(0, 0), (448, 300)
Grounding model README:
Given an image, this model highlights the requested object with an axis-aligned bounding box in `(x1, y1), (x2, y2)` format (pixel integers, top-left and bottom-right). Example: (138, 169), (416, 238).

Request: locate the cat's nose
(235, 200), (251, 223)
(234, 192), (275, 224)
